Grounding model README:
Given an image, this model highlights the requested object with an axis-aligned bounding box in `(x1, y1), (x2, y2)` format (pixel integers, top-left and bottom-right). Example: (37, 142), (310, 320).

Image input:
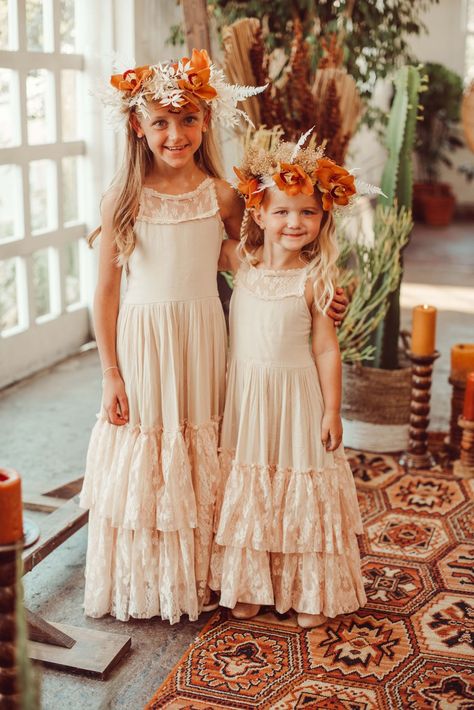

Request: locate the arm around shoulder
(214, 178), (244, 241)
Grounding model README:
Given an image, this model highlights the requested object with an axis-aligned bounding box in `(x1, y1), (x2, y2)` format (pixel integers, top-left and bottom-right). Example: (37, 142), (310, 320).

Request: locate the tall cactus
(370, 65), (423, 369)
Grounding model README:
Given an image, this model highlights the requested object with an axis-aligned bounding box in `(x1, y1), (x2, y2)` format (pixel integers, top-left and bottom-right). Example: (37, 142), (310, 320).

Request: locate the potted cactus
(339, 65), (422, 452)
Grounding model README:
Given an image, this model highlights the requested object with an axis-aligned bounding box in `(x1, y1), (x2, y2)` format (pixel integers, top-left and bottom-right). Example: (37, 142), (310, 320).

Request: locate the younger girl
(211, 137), (366, 628)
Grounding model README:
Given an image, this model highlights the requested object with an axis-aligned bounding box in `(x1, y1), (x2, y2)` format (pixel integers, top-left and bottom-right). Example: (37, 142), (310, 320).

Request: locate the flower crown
(233, 129), (381, 211)
(103, 48), (266, 129)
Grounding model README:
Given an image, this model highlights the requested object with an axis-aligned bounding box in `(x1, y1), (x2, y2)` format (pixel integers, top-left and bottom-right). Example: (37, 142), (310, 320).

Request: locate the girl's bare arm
(311, 298), (343, 451)
(93, 190), (129, 426)
(218, 238), (240, 273)
(214, 179), (244, 241)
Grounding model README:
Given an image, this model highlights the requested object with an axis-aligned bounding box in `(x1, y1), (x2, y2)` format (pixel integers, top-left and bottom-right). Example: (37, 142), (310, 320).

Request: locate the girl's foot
(297, 612), (327, 629)
(231, 602), (261, 619)
(202, 589), (220, 612)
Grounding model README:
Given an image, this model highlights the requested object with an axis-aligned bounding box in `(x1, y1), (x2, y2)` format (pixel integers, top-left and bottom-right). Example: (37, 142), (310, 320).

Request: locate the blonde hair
(238, 190), (339, 313)
(87, 104), (223, 261)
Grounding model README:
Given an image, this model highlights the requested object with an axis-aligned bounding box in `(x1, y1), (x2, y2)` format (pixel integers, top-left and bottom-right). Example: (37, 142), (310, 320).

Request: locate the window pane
(62, 155), (81, 224)
(0, 165), (23, 242)
(61, 69), (80, 140)
(466, 34), (474, 79)
(60, 0), (76, 53)
(29, 159), (57, 234)
(0, 257), (19, 331)
(0, 68), (20, 147)
(469, 0), (474, 29)
(26, 0), (53, 52)
(27, 69), (55, 144)
(0, 0), (16, 50)
(32, 248), (51, 318)
(65, 240), (80, 306)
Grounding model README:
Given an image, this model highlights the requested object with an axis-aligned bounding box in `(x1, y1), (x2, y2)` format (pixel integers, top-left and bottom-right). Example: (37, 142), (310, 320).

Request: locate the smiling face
(132, 101), (209, 170)
(252, 188), (324, 258)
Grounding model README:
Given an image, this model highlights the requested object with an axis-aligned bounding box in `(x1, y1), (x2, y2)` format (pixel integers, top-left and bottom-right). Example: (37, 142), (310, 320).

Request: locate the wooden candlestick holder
(400, 350), (440, 470)
(0, 540), (23, 708)
(453, 417), (474, 478)
(443, 376), (466, 458)
(0, 521), (39, 709)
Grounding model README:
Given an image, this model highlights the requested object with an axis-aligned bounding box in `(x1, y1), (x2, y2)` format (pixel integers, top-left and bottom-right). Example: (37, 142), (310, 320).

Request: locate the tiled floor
(0, 220), (472, 709)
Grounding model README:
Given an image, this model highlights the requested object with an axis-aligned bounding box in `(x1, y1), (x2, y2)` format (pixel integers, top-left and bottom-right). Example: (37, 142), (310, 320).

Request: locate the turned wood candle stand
(443, 376), (466, 458)
(453, 417), (474, 478)
(399, 350), (440, 470)
(0, 520), (39, 709)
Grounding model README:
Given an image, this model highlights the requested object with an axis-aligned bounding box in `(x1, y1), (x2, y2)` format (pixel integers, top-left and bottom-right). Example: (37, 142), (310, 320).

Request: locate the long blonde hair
(87, 104), (223, 261)
(238, 190), (339, 313)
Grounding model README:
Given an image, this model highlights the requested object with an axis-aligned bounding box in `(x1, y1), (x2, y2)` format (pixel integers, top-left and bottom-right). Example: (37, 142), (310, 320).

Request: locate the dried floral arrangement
(221, 16), (362, 164)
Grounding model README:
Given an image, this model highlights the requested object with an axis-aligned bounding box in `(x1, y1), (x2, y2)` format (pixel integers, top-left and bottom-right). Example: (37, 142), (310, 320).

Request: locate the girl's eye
(275, 210), (287, 215)
(303, 210), (318, 216)
(153, 120), (167, 128)
(184, 115), (198, 124)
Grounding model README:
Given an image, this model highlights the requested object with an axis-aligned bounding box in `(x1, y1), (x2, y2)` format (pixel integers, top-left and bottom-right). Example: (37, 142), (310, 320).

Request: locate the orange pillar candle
(411, 304), (437, 356)
(0, 468), (23, 545)
(451, 344), (474, 381)
(463, 372), (474, 421)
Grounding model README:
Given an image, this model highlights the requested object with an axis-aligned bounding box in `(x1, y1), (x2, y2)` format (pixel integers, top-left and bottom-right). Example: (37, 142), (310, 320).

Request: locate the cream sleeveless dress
(80, 177), (227, 624)
(210, 262), (366, 617)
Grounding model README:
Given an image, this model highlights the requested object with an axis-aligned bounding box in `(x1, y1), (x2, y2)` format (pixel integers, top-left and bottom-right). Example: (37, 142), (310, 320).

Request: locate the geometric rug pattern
(147, 447), (474, 709)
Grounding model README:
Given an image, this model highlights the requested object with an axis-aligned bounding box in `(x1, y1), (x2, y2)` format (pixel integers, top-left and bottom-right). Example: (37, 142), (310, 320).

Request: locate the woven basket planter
(342, 361), (412, 453)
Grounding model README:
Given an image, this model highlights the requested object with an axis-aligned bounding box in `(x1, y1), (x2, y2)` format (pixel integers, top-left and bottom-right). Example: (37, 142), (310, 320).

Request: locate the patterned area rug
(147, 447), (474, 709)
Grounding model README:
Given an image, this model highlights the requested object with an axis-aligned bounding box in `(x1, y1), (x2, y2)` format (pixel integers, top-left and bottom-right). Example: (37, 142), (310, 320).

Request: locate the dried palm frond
(222, 18), (263, 128)
(312, 66), (363, 162)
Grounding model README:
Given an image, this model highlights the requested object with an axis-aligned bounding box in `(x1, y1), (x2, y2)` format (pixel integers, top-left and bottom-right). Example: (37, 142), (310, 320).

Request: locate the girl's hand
(327, 288), (348, 327)
(103, 370), (129, 426)
(321, 411), (343, 451)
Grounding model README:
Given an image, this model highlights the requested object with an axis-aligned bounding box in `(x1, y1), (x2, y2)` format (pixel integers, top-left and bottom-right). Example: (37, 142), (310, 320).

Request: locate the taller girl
(79, 50), (264, 624)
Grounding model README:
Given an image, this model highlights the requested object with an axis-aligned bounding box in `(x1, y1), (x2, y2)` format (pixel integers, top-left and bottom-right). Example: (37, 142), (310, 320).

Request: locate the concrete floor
(0, 221), (473, 709)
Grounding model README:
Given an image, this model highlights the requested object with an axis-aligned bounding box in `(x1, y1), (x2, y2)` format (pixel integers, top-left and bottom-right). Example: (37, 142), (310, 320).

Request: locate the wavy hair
(87, 104), (223, 262)
(238, 190), (339, 313)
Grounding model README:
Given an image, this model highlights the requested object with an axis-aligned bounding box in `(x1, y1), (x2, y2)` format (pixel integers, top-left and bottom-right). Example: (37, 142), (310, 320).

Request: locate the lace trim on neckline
(142, 176), (212, 201)
(137, 177), (222, 226)
(250, 264), (309, 277)
(236, 262), (310, 300)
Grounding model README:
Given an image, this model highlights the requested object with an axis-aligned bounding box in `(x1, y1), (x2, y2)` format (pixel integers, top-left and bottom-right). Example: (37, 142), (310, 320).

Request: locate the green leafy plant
(337, 204), (413, 363)
(415, 61), (464, 183)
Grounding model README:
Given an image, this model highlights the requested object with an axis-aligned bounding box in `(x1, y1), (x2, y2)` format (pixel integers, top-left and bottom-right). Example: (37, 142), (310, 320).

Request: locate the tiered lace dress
(80, 177), (227, 624)
(210, 262), (366, 617)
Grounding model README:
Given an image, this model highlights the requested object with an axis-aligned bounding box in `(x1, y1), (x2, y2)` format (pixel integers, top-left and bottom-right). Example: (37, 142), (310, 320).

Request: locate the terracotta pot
(413, 182), (432, 221)
(414, 182), (456, 226)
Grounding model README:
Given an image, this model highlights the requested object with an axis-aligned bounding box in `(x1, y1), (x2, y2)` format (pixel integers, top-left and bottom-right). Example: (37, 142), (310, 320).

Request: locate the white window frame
(0, 0), (115, 388)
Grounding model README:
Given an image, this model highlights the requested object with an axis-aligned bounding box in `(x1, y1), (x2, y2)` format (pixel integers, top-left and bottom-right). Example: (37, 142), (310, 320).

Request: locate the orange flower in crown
(272, 163), (314, 197)
(110, 65), (153, 96)
(103, 50), (266, 129)
(314, 157), (356, 210)
(176, 49), (218, 103)
(231, 129), (384, 213)
(233, 167), (264, 208)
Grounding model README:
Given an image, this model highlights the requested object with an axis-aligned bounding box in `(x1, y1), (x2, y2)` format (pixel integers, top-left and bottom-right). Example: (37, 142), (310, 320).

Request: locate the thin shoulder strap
(207, 177), (220, 212)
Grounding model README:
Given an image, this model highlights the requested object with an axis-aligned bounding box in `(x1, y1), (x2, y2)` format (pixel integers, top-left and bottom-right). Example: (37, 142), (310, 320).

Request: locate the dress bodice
(229, 262), (314, 368)
(123, 177), (224, 304)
